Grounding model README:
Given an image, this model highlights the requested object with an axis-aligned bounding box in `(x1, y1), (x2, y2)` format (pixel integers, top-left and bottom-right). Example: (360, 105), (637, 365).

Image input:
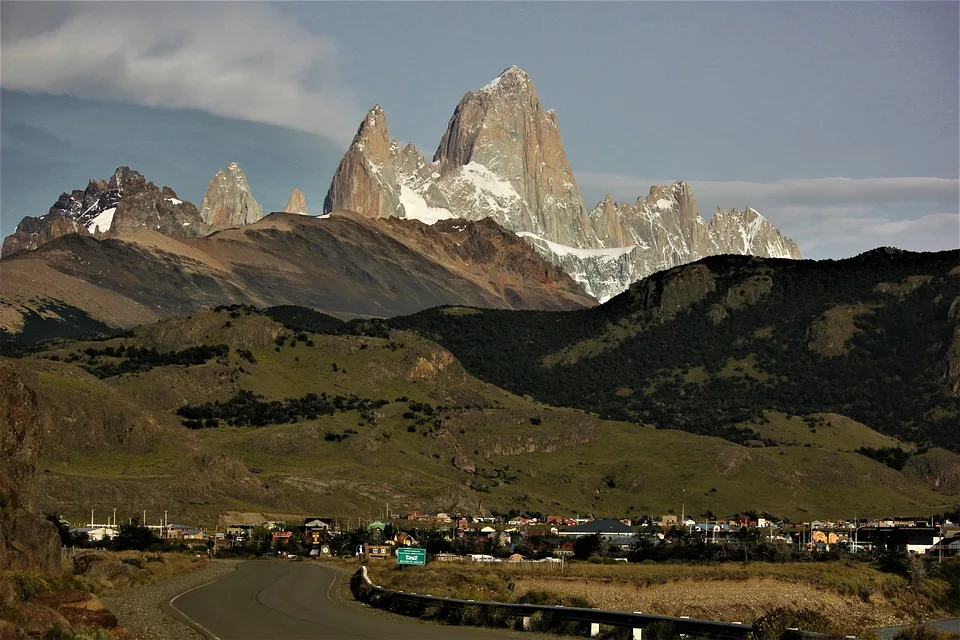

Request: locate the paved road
(169, 560), (533, 640)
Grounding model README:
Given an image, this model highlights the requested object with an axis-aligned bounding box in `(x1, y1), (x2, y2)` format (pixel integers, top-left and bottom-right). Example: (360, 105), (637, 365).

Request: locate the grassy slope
(385, 250), (960, 452)
(18, 308), (960, 527)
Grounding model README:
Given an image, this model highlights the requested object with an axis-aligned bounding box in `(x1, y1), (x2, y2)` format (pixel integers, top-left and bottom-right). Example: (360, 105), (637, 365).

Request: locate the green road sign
(396, 547), (426, 566)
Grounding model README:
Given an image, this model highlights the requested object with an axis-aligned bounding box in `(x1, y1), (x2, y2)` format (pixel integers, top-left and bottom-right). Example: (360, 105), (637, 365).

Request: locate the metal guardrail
(353, 567), (833, 639)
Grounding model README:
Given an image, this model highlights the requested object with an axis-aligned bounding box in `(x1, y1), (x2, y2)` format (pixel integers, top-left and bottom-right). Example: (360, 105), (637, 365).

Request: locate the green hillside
(383, 249), (960, 454)
(5, 303), (957, 528)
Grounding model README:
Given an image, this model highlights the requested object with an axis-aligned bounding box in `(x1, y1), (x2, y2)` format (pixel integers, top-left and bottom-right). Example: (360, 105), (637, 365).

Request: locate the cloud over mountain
(0, 2), (360, 146)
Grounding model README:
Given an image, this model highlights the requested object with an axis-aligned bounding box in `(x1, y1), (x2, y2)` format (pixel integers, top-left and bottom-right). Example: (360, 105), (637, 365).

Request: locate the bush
(893, 625), (960, 640)
(3, 570), (53, 600)
(748, 607), (834, 640)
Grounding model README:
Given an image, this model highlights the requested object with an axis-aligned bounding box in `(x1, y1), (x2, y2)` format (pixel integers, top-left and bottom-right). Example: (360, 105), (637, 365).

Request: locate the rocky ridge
(324, 66), (801, 301)
(0, 361), (60, 575)
(1, 167), (208, 258)
(199, 162), (264, 229)
(0, 211), (594, 339)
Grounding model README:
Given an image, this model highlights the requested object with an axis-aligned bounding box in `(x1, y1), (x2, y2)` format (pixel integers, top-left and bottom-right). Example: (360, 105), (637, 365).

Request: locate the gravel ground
(101, 559), (240, 640)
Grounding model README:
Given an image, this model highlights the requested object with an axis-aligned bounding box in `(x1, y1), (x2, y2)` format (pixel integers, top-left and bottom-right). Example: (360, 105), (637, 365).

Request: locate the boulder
(0, 620), (27, 640)
(11, 601), (71, 637)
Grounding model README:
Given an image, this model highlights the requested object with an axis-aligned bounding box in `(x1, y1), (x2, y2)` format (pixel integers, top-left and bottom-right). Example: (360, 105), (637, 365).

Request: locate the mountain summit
(324, 66), (801, 301)
(1, 167), (206, 258)
(199, 162), (264, 229)
(282, 188), (310, 215)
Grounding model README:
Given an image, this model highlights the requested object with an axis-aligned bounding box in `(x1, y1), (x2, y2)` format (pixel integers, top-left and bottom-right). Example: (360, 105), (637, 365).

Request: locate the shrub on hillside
(747, 607), (834, 640)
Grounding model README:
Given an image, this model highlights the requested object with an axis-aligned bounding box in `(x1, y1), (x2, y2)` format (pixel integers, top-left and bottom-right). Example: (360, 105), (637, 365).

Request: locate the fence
(351, 566), (833, 639)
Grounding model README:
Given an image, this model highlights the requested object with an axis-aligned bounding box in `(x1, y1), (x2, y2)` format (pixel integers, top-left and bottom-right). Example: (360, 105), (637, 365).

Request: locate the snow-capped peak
(480, 65), (531, 94)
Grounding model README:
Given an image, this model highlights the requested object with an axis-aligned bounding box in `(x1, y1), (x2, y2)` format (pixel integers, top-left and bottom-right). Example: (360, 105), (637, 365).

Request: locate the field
(365, 559), (956, 634)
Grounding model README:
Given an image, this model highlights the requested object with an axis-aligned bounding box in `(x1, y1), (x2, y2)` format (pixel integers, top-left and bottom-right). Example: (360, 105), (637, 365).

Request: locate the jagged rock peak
(283, 188), (309, 215)
(478, 65), (533, 95)
(351, 104), (392, 162)
(108, 166), (146, 194)
(200, 162), (263, 228)
(1, 166), (207, 258)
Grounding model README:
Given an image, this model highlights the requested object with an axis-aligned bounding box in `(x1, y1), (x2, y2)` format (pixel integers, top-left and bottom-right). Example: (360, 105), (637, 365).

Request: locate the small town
(64, 508), (960, 561)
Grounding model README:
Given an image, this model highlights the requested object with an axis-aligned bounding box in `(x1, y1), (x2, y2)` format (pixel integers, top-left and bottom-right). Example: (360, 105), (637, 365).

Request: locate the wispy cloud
(577, 173), (959, 207)
(0, 2), (361, 147)
(577, 172), (959, 258)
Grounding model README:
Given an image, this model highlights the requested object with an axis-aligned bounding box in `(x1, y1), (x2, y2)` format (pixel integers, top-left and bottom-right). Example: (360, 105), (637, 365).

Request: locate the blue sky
(1, 1), (957, 259)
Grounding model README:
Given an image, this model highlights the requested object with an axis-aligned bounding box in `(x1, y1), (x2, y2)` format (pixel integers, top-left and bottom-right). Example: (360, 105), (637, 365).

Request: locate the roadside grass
(367, 560), (905, 601)
(365, 560), (948, 633)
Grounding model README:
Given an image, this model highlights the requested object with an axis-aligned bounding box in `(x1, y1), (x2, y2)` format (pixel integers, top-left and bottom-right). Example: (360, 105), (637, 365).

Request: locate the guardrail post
(522, 616), (532, 631)
(633, 612), (643, 640)
(590, 622), (600, 637)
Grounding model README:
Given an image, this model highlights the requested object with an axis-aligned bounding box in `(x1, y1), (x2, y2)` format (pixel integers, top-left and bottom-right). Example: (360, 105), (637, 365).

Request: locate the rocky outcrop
(200, 162), (264, 229)
(1, 215), (90, 257)
(110, 180), (208, 238)
(323, 66), (801, 302)
(283, 188), (309, 215)
(0, 362), (60, 575)
(941, 296), (960, 396)
(1, 167), (207, 257)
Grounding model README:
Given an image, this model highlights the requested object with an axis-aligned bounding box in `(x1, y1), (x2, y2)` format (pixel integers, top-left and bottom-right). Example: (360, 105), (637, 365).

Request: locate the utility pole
(112, 508), (117, 528)
(681, 488), (685, 528)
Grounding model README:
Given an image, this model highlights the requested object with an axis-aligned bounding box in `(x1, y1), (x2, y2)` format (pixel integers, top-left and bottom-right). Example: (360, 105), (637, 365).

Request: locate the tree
(113, 519), (158, 551)
(573, 534), (602, 560)
(249, 525), (273, 555)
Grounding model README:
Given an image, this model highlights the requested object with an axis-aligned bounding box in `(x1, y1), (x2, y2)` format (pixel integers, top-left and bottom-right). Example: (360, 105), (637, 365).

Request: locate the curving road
(168, 560), (532, 640)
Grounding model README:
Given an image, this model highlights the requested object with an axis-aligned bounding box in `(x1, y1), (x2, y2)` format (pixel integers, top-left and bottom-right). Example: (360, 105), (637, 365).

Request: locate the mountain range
(324, 66), (801, 301)
(2, 66), (801, 339)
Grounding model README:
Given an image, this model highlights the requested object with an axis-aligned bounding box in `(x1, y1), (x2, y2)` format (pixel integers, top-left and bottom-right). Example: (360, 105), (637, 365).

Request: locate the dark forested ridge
(381, 249), (960, 451)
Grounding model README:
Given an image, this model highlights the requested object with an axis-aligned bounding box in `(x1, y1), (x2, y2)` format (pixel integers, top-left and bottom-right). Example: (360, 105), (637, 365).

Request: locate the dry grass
(366, 560), (942, 634)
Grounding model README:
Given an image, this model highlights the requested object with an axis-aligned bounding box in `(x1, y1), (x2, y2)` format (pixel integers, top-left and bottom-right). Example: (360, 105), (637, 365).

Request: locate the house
(407, 512), (427, 521)
(927, 534), (960, 557)
(226, 525), (252, 537)
(855, 527), (941, 553)
(394, 532), (418, 547)
(164, 524), (194, 540)
(529, 537), (575, 555)
(69, 526), (113, 542)
(811, 531), (841, 545)
(559, 519), (637, 544)
(660, 515), (678, 527)
(182, 528), (206, 541)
